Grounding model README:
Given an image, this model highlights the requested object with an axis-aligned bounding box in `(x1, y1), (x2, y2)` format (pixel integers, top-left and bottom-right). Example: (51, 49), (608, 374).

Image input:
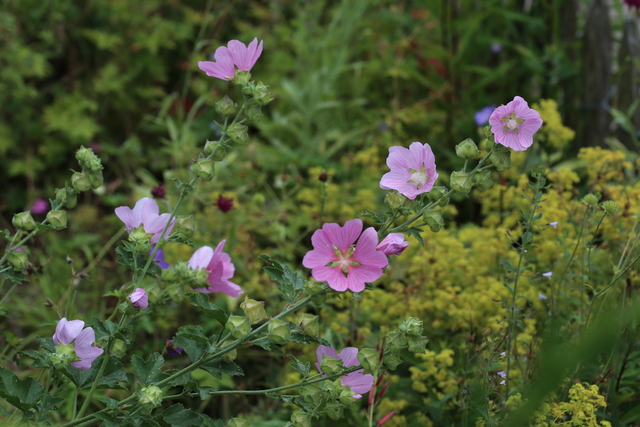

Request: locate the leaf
(199, 361), (244, 379)
(200, 415), (224, 427)
(0, 268), (29, 284)
(407, 227), (425, 247)
(161, 403), (202, 426)
(160, 369), (192, 387)
(187, 293), (228, 326)
(86, 317), (118, 342)
(67, 356), (127, 389)
(0, 368), (44, 411)
(166, 236), (196, 247)
(131, 353), (164, 384)
(287, 355), (310, 379)
(175, 326), (209, 362)
(500, 260), (516, 273)
(358, 210), (384, 223)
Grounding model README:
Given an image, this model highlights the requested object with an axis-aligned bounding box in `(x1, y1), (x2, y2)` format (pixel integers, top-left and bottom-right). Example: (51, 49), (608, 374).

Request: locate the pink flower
(302, 219), (388, 293)
(129, 288), (149, 309)
(316, 345), (374, 399)
(115, 197), (175, 244)
(379, 142), (439, 200)
(188, 241), (242, 297)
(53, 318), (103, 371)
(377, 233), (409, 256)
(198, 38), (263, 81)
(488, 96), (543, 151)
(30, 198), (49, 214)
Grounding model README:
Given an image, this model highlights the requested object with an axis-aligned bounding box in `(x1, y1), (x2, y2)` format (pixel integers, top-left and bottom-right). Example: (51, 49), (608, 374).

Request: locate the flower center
(408, 164), (429, 190)
(501, 111), (525, 134)
(326, 245), (361, 277)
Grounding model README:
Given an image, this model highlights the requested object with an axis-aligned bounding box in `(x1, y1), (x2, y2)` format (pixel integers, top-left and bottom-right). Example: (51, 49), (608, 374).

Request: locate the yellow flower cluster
(578, 147), (632, 188)
(409, 349), (457, 402)
(531, 99), (575, 150)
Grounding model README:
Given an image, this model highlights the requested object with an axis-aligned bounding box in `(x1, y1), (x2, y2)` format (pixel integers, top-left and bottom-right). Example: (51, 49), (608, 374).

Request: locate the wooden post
(616, 16), (640, 147)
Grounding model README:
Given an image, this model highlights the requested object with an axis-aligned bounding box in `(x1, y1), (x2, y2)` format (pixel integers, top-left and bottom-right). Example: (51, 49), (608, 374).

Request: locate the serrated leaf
(161, 369), (192, 387)
(37, 337), (56, 353)
(199, 361), (244, 379)
(407, 227), (425, 247)
(0, 268), (29, 284)
(166, 236), (196, 247)
(200, 415), (224, 427)
(67, 356), (127, 389)
(288, 332), (310, 345)
(86, 317), (118, 342)
(161, 403), (202, 426)
(187, 293), (228, 326)
(287, 355), (310, 379)
(131, 353), (164, 384)
(0, 368), (44, 411)
(263, 266), (285, 283)
(357, 210), (384, 223)
(175, 326), (209, 362)
(94, 411), (118, 427)
(19, 350), (51, 369)
(500, 260), (516, 273)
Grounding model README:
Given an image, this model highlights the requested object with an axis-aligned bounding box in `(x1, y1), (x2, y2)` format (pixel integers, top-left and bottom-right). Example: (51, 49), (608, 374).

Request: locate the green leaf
(407, 227), (425, 247)
(175, 326), (209, 362)
(131, 353), (164, 384)
(0, 367), (44, 411)
(287, 354), (310, 379)
(67, 356), (127, 389)
(500, 260), (516, 273)
(200, 415), (224, 427)
(86, 317), (118, 342)
(0, 267), (29, 284)
(160, 369), (192, 387)
(161, 403), (202, 426)
(166, 236), (196, 247)
(358, 210), (384, 223)
(187, 293), (228, 326)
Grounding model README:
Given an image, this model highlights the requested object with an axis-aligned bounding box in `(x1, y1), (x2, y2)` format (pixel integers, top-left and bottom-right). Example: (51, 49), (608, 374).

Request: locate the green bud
(129, 226), (153, 251)
(252, 81), (274, 106)
(319, 356), (344, 376)
(8, 251), (29, 271)
(384, 191), (407, 209)
(483, 137), (495, 150)
(65, 191), (78, 209)
(582, 194), (598, 206)
(174, 215), (195, 237)
(450, 171), (472, 194)
(12, 211), (37, 231)
(51, 342), (77, 369)
(298, 313), (320, 336)
(71, 172), (92, 192)
(299, 384), (323, 406)
(227, 123), (249, 145)
(246, 104), (264, 122)
(220, 341), (237, 363)
(138, 385), (163, 410)
(383, 352), (403, 370)
(161, 267), (179, 282)
(407, 335), (429, 353)
(191, 158), (216, 181)
(88, 172), (103, 189)
(75, 146), (103, 172)
(601, 200), (619, 215)
(472, 170), (493, 191)
(357, 347), (381, 373)
(290, 410), (312, 427)
(385, 330), (407, 352)
(455, 138), (481, 159)
(489, 149), (511, 172)
(240, 297), (268, 324)
(252, 193), (266, 206)
(323, 402), (343, 421)
(306, 281), (327, 305)
(427, 186), (449, 207)
(225, 315), (251, 340)
(482, 126), (493, 139)
(398, 317), (423, 336)
(214, 95), (237, 116)
(339, 388), (358, 405)
(267, 318), (291, 344)
(232, 70), (252, 86)
(46, 210), (67, 230)
(423, 209), (444, 232)
(228, 418), (248, 427)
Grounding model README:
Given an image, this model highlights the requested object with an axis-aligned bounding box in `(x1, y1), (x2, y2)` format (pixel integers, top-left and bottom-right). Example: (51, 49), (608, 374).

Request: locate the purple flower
(302, 219), (388, 293)
(542, 272), (553, 279)
(115, 197), (175, 244)
(538, 293), (548, 300)
(316, 345), (374, 399)
(188, 241), (242, 297)
(497, 371), (507, 378)
(150, 245), (169, 269)
(548, 222), (558, 229)
(198, 38), (263, 81)
(166, 339), (183, 356)
(129, 288), (149, 309)
(53, 318), (103, 371)
(489, 96), (543, 151)
(380, 142), (439, 200)
(377, 233), (409, 256)
(30, 198), (49, 214)
(474, 105), (495, 126)
(491, 43), (503, 54)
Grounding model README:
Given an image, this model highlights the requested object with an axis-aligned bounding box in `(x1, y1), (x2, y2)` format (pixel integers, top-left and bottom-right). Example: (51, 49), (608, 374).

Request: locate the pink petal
(315, 345), (340, 372)
(133, 198), (160, 225)
(341, 370), (374, 395)
(303, 229), (340, 268)
(188, 246), (214, 270)
(377, 233), (409, 256)
(337, 347), (359, 366)
(322, 219), (363, 252)
(72, 327), (103, 371)
(114, 206), (139, 231)
(311, 266), (349, 292)
(198, 46), (235, 80)
(353, 228), (389, 269)
(53, 318), (85, 346)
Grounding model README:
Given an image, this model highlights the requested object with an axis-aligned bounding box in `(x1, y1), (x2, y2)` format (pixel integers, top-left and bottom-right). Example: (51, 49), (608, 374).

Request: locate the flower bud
(357, 347), (381, 373)
(191, 158), (216, 181)
(323, 402), (343, 421)
(582, 194), (598, 206)
(427, 186), (449, 207)
(298, 313), (320, 336)
(228, 419), (248, 427)
(267, 318), (291, 344)
(319, 356), (344, 376)
(245, 104), (264, 122)
(220, 341), (237, 363)
(138, 385), (163, 410)
(385, 330), (407, 352)
(300, 384), (323, 406)
(232, 70), (252, 85)
(76, 146), (103, 172)
(50, 342), (77, 369)
(450, 171), (472, 194)
(71, 172), (92, 192)
(489, 149), (511, 172)
(384, 191), (407, 209)
(339, 388), (358, 405)
(214, 95), (237, 116)
(12, 211), (37, 231)
(8, 250), (29, 271)
(46, 210), (67, 230)
(407, 335), (429, 353)
(227, 123), (249, 145)
(455, 138), (481, 159)
(601, 201), (619, 215)
(290, 410), (312, 427)
(129, 227), (153, 252)
(482, 126), (493, 140)
(89, 172), (103, 189)
(252, 81), (274, 106)
(241, 81), (255, 96)
(377, 233), (408, 256)
(65, 191), (78, 209)
(225, 315), (251, 340)
(423, 210), (444, 232)
(306, 281), (327, 305)
(240, 297), (268, 324)
(383, 352), (403, 370)
(129, 288), (148, 309)
(472, 170), (493, 191)
(398, 317), (423, 336)
(161, 267), (179, 282)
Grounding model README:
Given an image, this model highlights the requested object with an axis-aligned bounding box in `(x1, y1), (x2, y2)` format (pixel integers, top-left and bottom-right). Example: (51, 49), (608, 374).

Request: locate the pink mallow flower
(198, 38), (263, 81)
(302, 219), (388, 293)
(53, 318), (103, 371)
(380, 142), (438, 200)
(488, 96), (543, 151)
(115, 197), (175, 244)
(377, 233), (409, 256)
(30, 198), (49, 214)
(129, 288), (149, 309)
(188, 241), (243, 297)
(316, 345), (374, 399)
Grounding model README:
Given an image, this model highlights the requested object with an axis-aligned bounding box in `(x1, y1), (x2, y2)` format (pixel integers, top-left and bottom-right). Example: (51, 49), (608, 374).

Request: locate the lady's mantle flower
(302, 219), (388, 293)
(380, 142), (438, 200)
(198, 38), (263, 81)
(316, 345), (374, 399)
(188, 241), (242, 297)
(377, 233), (409, 256)
(53, 318), (103, 371)
(489, 96), (543, 151)
(129, 288), (149, 309)
(115, 197), (175, 244)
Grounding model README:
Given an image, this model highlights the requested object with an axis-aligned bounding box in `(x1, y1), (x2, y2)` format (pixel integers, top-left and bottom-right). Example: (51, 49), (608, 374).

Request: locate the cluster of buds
(296, 378), (355, 423)
(161, 262), (210, 291)
(383, 317), (429, 370)
(72, 146), (104, 192)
